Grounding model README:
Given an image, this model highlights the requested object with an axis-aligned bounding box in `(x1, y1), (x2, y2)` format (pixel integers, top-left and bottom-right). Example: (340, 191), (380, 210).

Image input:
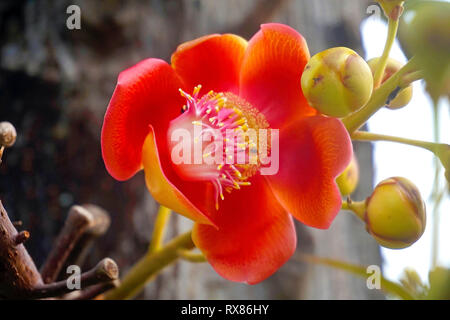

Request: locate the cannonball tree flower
(101, 23), (352, 284)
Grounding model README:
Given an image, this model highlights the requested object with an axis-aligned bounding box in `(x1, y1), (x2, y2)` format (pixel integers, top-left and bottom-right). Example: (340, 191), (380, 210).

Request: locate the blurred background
(0, 0), (447, 299)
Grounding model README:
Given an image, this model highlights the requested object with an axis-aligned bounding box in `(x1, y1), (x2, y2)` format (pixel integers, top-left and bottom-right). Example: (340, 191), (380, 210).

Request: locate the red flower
(102, 23), (352, 284)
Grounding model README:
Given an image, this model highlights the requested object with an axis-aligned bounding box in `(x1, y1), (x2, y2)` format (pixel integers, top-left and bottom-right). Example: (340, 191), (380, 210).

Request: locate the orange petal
(101, 58), (184, 181)
(142, 130), (215, 226)
(240, 23), (316, 129)
(192, 175), (296, 284)
(171, 34), (248, 95)
(266, 116), (352, 229)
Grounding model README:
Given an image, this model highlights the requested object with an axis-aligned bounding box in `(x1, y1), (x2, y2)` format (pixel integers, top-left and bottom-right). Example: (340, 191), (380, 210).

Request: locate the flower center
(168, 85), (270, 209)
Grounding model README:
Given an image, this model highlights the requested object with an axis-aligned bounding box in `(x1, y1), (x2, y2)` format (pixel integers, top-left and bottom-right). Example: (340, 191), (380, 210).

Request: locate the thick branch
(31, 258), (119, 299)
(0, 201), (43, 299)
(62, 204), (111, 272)
(40, 205), (94, 284)
(69, 280), (120, 300)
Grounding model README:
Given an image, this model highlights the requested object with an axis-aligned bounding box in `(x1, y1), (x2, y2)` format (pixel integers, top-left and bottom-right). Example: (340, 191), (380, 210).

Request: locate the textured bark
(0, 0), (383, 299)
(0, 201), (43, 299)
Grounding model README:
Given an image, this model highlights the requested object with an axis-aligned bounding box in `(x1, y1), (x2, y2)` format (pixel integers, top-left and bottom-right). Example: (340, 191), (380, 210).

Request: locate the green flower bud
(301, 47), (374, 118)
(367, 58), (413, 109)
(365, 177), (426, 249)
(336, 154), (359, 196)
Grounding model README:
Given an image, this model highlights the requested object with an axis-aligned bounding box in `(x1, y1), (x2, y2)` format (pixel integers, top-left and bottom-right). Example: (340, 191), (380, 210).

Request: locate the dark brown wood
(0, 201), (43, 299)
(62, 204), (111, 271)
(40, 205), (94, 284)
(31, 258), (118, 299)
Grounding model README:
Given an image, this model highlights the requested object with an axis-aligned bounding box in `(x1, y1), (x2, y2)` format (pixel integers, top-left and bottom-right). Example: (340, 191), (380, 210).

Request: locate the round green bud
(301, 47), (374, 118)
(365, 177), (426, 249)
(336, 154), (359, 196)
(367, 57), (413, 109)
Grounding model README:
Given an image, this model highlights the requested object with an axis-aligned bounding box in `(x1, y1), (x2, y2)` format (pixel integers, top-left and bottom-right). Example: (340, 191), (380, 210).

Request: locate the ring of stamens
(179, 85), (270, 210)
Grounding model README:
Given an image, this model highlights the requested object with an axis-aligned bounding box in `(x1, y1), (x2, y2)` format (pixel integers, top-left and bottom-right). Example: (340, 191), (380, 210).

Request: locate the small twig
(62, 204), (111, 272)
(40, 205), (94, 284)
(70, 280), (120, 300)
(14, 231), (30, 245)
(31, 258), (119, 299)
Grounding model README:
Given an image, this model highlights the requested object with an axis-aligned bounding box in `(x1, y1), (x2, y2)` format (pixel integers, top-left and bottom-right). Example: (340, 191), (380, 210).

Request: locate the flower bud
(301, 47), (373, 118)
(0, 121), (17, 148)
(367, 58), (413, 109)
(364, 177), (426, 249)
(336, 154), (359, 196)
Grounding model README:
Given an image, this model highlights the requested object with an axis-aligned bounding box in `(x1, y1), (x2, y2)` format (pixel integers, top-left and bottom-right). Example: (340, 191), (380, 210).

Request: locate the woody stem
(104, 231), (195, 300)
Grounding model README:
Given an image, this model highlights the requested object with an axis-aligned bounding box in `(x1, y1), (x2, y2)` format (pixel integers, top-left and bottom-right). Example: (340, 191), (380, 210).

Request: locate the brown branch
(70, 280), (120, 300)
(0, 201), (43, 299)
(40, 205), (94, 284)
(62, 204), (111, 271)
(31, 258), (119, 299)
(14, 231), (30, 245)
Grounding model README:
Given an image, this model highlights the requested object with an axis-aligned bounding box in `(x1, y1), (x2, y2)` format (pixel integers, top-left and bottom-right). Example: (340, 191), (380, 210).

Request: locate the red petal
(266, 116), (352, 229)
(192, 175), (296, 284)
(142, 131), (215, 226)
(101, 58), (184, 181)
(240, 23), (316, 129)
(171, 34), (248, 95)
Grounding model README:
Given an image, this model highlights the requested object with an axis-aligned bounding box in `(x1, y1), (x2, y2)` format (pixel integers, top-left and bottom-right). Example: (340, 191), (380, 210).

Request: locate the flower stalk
(342, 199), (366, 221)
(177, 249), (207, 263)
(351, 131), (446, 154)
(104, 231), (195, 300)
(373, 17), (400, 88)
(148, 206), (172, 254)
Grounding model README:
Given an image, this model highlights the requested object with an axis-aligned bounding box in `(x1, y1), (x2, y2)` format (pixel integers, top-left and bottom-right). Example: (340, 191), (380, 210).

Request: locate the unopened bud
(336, 154), (359, 196)
(367, 57), (413, 109)
(0, 122), (17, 148)
(365, 177), (426, 249)
(301, 47), (373, 118)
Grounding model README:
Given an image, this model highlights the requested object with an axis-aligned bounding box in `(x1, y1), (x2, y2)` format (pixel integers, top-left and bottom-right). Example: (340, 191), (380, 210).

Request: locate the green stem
(342, 199), (366, 221)
(104, 231), (195, 300)
(431, 102), (441, 269)
(177, 249), (207, 263)
(373, 18), (399, 88)
(342, 56), (419, 133)
(297, 254), (416, 300)
(400, 71), (423, 88)
(351, 131), (444, 154)
(148, 206), (172, 254)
